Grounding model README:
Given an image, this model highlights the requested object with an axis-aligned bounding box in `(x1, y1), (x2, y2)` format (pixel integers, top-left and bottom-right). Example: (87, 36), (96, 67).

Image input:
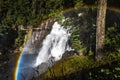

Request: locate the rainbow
(14, 5), (120, 80)
(14, 51), (23, 80)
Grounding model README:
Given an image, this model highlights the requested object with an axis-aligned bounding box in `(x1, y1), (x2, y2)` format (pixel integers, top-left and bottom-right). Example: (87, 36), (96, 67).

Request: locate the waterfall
(16, 20), (71, 80)
(35, 21), (71, 66)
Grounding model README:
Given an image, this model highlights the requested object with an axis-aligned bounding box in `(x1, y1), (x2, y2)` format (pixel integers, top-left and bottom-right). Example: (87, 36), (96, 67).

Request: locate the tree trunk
(96, 0), (107, 61)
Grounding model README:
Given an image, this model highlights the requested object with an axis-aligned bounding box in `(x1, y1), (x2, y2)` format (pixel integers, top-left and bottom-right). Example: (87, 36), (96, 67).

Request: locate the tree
(96, 0), (107, 61)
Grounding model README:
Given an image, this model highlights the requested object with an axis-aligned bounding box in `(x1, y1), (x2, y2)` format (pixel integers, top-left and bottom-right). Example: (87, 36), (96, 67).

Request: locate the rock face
(23, 18), (55, 55)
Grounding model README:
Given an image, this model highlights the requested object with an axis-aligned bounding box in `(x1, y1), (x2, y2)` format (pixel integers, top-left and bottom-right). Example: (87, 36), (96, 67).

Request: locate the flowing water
(16, 21), (71, 80)
(35, 21), (71, 66)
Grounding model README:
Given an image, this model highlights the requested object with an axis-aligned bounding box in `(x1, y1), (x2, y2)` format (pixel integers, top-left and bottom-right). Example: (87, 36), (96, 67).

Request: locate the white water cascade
(35, 21), (71, 66)
(16, 21), (71, 80)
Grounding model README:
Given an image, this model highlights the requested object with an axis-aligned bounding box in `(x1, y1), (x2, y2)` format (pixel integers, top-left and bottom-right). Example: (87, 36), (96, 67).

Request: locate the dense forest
(0, 0), (120, 80)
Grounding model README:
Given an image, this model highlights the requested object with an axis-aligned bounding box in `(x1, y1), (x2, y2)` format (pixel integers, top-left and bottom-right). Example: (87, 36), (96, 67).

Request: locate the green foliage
(0, 0), (64, 26)
(89, 62), (120, 80)
(70, 34), (81, 50)
(15, 30), (26, 47)
(56, 13), (65, 25)
(37, 52), (120, 80)
(74, 0), (83, 7)
(15, 37), (23, 47)
(105, 26), (120, 53)
(104, 9), (120, 55)
(0, 0), (64, 51)
(61, 8), (96, 54)
(39, 56), (95, 80)
(88, 49), (94, 56)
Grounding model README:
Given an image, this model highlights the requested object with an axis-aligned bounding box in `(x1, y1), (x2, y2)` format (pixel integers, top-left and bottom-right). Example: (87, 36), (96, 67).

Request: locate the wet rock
(62, 50), (78, 58)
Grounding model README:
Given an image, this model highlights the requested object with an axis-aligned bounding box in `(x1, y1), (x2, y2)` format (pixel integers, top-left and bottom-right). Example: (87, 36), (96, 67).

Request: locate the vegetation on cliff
(37, 54), (120, 80)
